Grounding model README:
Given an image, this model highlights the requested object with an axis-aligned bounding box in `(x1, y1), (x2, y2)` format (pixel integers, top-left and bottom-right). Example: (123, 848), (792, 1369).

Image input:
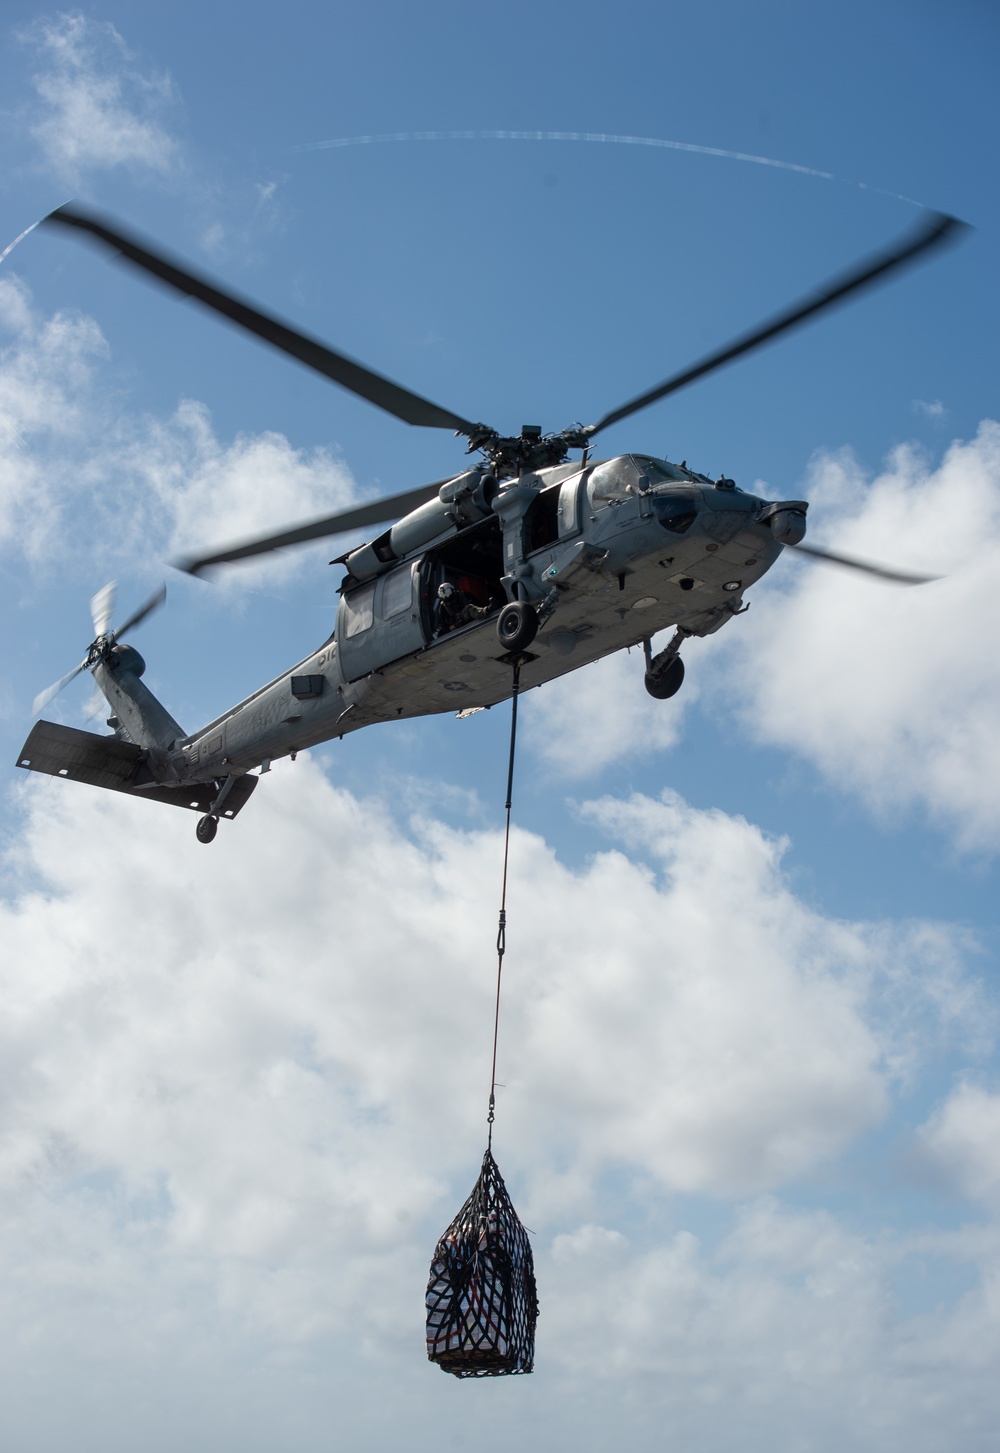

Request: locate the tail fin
(92, 645), (184, 751)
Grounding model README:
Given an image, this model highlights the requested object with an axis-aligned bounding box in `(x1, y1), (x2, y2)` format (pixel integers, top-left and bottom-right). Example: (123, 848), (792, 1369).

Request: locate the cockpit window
(653, 491), (700, 534)
(588, 455), (692, 509)
(588, 457), (640, 506)
(630, 455), (690, 484)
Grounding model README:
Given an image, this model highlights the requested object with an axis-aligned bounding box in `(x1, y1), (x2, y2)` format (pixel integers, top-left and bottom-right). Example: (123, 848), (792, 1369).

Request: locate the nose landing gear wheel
(496, 600), (538, 653)
(196, 814), (218, 844)
(644, 654), (685, 699)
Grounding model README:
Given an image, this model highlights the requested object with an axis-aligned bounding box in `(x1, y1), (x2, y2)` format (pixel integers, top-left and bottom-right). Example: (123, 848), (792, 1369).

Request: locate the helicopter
(16, 204), (964, 843)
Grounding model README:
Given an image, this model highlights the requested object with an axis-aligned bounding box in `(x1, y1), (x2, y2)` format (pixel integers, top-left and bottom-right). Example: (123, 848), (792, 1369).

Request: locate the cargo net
(426, 1149), (538, 1378)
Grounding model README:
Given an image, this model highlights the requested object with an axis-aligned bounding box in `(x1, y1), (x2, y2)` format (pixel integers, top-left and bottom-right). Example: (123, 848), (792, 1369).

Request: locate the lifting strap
(487, 661), (521, 1149)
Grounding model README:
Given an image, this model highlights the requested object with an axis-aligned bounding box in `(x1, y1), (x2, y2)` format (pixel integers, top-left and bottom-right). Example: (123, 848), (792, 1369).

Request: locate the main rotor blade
(89, 581), (116, 639)
(588, 211), (967, 437)
(174, 479), (451, 576)
(788, 540), (939, 585)
(32, 659), (90, 717)
(43, 205), (483, 436)
(110, 583), (167, 640)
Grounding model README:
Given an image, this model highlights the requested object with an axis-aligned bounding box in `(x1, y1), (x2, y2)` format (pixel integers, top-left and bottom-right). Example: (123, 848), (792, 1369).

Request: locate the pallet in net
(426, 1149), (538, 1377)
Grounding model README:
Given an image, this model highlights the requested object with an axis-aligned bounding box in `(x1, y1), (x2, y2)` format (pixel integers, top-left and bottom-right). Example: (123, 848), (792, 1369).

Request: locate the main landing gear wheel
(496, 600), (538, 653)
(196, 814), (218, 844)
(644, 654), (685, 700)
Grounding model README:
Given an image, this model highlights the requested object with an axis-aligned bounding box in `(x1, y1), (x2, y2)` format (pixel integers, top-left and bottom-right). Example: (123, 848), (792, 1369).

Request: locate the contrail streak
(286, 129), (922, 206)
(0, 219), (41, 267)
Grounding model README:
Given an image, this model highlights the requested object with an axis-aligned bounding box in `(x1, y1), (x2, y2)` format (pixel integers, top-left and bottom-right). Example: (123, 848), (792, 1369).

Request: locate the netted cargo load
(426, 1148), (538, 1377)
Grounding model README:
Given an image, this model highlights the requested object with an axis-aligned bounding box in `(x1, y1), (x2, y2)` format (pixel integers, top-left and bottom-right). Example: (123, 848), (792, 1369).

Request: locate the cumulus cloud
(914, 398), (947, 419)
(723, 423), (1000, 850)
(17, 12), (181, 181)
(544, 1198), (1000, 1450)
(112, 397), (358, 575)
(0, 274), (109, 554)
(0, 770), (995, 1446)
(4, 771), (929, 1229)
(522, 642), (691, 776)
(0, 277), (357, 579)
(917, 1083), (1000, 1204)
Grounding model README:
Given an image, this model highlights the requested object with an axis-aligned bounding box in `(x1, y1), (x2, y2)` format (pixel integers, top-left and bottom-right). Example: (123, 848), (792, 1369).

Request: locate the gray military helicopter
(17, 205), (963, 842)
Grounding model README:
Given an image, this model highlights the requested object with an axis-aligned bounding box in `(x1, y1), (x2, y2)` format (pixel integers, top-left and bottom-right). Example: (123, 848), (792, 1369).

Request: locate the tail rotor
(32, 582), (166, 718)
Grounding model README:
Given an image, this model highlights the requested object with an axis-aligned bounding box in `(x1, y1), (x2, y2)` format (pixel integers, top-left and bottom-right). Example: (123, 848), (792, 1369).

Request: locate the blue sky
(1, 4), (999, 1450)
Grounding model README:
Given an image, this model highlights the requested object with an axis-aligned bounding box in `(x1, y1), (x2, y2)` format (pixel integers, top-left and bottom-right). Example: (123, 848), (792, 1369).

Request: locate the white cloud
(18, 12), (181, 181)
(523, 641), (691, 776)
(113, 397), (358, 575)
(519, 787), (977, 1201)
(0, 767), (994, 1446)
(0, 769), (975, 1248)
(0, 278), (357, 579)
(543, 1199), (1000, 1449)
(0, 274), (109, 555)
(917, 1083), (1000, 1204)
(914, 398), (947, 419)
(723, 423), (1000, 850)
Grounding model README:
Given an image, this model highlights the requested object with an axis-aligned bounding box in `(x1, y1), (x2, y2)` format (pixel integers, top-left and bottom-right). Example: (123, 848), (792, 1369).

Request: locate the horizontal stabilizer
(16, 720), (257, 818)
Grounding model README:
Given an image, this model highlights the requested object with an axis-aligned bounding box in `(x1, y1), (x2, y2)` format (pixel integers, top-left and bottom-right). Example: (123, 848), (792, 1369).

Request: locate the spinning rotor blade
(84, 688), (106, 722)
(32, 660), (90, 718)
(587, 212), (967, 437)
(111, 582), (167, 639)
(31, 584), (166, 716)
(787, 540), (938, 585)
(43, 205), (483, 436)
(174, 480), (451, 576)
(89, 581), (116, 638)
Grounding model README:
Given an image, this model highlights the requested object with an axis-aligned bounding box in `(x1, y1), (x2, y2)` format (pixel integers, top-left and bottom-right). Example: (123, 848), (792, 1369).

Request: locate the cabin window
(525, 484), (562, 552)
(381, 565), (413, 618)
(558, 475), (580, 535)
(342, 582), (375, 638)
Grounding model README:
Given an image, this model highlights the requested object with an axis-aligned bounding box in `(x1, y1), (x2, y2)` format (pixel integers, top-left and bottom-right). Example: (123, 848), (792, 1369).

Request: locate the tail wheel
(496, 600), (538, 653)
(196, 814), (218, 844)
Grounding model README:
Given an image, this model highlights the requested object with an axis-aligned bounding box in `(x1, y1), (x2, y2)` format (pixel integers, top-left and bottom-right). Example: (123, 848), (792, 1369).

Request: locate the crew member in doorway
(436, 581), (487, 635)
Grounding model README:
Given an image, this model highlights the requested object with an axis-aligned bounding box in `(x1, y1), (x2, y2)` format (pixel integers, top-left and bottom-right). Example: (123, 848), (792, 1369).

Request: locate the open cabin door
(419, 515), (506, 639)
(337, 561), (424, 682)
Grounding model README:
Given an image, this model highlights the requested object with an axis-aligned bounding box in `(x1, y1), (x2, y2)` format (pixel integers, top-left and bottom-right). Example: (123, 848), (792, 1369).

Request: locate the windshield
(631, 455), (690, 484)
(588, 455), (691, 508)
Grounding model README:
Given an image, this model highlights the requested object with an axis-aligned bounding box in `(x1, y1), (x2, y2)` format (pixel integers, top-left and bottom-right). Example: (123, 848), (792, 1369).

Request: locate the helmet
(437, 582), (455, 599)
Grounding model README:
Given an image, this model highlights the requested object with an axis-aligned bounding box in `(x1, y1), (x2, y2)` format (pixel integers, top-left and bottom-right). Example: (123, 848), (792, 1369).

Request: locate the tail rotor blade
(32, 659), (90, 717)
(89, 581), (116, 638)
(111, 583), (166, 640)
(787, 540), (939, 585)
(31, 582), (165, 718)
(84, 688), (106, 721)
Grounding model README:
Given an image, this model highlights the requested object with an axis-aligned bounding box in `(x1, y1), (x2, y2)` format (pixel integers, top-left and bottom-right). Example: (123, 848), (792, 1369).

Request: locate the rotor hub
(468, 423), (593, 478)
